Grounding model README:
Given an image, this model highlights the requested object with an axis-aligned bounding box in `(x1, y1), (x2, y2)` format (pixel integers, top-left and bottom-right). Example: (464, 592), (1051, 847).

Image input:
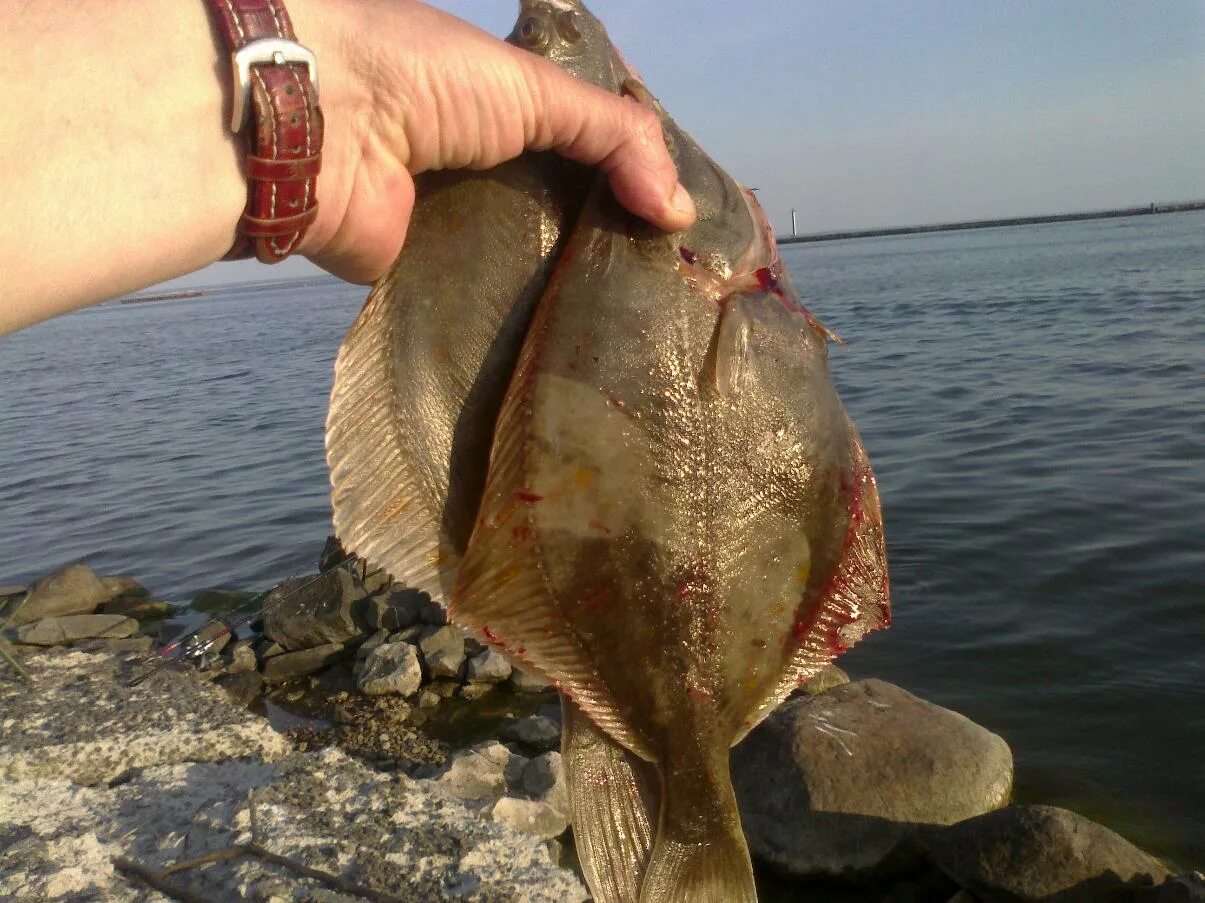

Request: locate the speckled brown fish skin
(325, 0), (622, 606)
(453, 87), (890, 901)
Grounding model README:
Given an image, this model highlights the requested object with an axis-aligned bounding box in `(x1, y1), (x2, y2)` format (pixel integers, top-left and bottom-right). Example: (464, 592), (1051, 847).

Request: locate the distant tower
(791, 208), (798, 238)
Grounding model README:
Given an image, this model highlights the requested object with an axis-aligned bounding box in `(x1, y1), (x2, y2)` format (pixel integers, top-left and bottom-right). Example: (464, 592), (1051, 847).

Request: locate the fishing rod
(125, 552), (382, 687)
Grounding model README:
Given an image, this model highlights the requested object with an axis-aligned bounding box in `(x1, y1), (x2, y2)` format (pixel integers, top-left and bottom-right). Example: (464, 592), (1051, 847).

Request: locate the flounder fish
(326, 0), (622, 606)
(327, 2), (890, 901)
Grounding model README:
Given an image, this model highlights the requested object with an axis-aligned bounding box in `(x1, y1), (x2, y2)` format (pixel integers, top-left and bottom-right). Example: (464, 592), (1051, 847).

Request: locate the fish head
(510, 0), (618, 86)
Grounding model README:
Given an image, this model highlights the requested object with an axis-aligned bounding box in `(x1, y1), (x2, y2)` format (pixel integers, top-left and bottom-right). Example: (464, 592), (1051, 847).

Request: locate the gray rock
(99, 575), (149, 601)
(15, 614), (139, 646)
(419, 625), (467, 680)
(366, 589), (426, 631)
(419, 596), (449, 625)
(493, 797), (571, 840)
(263, 571), (370, 651)
(357, 642), (422, 697)
(0, 649), (290, 785)
(255, 638), (286, 661)
(795, 663), (850, 696)
(11, 564), (110, 624)
(510, 666), (553, 693)
(928, 805), (1171, 902)
(220, 639), (258, 674)
(440, 741), (524, 802)
(507, 715), (562, 751)
(260, 642), (350, 683)
(522, 752), (565, 801)
(429, 678), (460, 699)
(191, 588), (256, 613)
(505, 753), (530, 791)
(418, 689), (443, 709)
(100, 597), (176, 620)
(215, 669), (264, 708)
(0, 585), (27, 599)
(393, 624), (426, 645)
(467, 648), (513, 684)
(732, 679), (1014, 878)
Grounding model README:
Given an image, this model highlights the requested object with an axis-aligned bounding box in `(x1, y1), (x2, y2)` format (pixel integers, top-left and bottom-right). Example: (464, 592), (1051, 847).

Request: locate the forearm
(0, 0), (362, 334)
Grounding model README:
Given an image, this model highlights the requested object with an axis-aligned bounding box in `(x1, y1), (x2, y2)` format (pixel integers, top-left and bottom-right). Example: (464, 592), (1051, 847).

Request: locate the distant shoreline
(779, 200), (1205, 245)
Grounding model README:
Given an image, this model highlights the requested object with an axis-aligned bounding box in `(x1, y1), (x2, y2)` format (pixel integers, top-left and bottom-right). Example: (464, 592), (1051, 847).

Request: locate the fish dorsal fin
(326, 269), (451, 602)
(735, 421), (891, 741)
(452, 268), (653, 760)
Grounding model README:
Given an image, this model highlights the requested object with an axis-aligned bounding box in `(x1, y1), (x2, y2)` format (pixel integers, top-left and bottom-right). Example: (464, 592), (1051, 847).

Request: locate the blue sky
(184, 0), (1204, 288)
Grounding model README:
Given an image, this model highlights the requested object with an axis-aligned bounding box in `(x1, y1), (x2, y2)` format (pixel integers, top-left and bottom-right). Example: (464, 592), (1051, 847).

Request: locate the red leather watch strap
(202, 0), (323, 263)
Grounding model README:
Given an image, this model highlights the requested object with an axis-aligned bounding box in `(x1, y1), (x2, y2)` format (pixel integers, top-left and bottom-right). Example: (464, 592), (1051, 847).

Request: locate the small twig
(111, 857), (211, 903)
(114, 791), (408, 903)
(0, 639), (30, 682)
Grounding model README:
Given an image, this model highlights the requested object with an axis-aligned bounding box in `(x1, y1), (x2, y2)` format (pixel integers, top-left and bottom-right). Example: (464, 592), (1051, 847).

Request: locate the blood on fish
(587, 519), (612, 534)
(679, 245), (698, 264)
(483, 626), (499, 643)
(514, 490), (544, 503)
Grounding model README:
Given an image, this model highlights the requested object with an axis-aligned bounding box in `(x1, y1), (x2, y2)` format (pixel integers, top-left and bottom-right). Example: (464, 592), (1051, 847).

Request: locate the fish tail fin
(562, 698), (659, 903)
(638, 752), (756, 903)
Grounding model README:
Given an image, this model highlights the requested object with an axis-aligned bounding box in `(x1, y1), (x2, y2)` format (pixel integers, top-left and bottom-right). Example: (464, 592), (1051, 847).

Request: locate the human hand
(292, 0), (697, 283)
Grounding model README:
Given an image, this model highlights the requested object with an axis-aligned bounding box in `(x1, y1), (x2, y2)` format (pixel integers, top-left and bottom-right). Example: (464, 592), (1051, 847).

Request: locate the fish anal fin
(326, 276), (451, 602)
(562, 698), (659, 903)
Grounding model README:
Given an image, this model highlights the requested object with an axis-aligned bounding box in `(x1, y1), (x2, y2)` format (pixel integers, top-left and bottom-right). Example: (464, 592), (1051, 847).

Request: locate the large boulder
(262, 570), (369, 651)
(732, 679), (1014, 878)
(927, 805), (1171, 902)
(260, 642), (350, 683)
(15, 614), (139, 646)
(10, 564), (110, 624)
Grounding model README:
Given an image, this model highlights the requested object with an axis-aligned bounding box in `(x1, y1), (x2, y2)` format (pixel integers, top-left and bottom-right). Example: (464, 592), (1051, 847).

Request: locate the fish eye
(518, 17), (550, 51)
(555, 11), (582, 43)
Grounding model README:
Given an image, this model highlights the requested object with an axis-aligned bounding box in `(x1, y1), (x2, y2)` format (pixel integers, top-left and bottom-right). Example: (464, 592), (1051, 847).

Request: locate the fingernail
(669, 182), (696, 220)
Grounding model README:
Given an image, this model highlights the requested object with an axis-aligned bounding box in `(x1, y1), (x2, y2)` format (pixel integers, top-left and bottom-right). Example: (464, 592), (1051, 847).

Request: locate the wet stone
(419, 625), (466, 680)
(366, 590), (425, 631)
(466, 647), (512, 684)
(492, 796), (570, 841)
(191, 588), (256, 614)
(458, 682), (494, 701)
(100, 597), (176, 620)
(522, 752), (564, 799)
(99, 575), (149, 601)
(509, 666), (552, 693)
(221, 639), (258, 674)
(357, 641), (422, 697)
(15, 614), (139, 646)
(0, 585), (27, 599)
(11, 564), (109, 625)
(261, 643), (350, 683)
(263, 570), (370, 651)
(505, 715), (562, 751)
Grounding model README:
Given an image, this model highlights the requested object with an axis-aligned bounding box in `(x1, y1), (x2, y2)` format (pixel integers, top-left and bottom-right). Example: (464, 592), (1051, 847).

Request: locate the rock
(418, 689), (442, 709)
(1144, 874), (1205, 903)
(419, 625), (467, 680)
(732, 679), (1014, 878)
(357, 642), (422, 697)
(255, 638), (285, 661)
(795, 663), (850, 696)
(0, 585), (27, 599)
(429, 678), (460, 699)
(510, 666), (553, 693)
(262, 570), (370, 651)
(393, 624), (426, 645)
(215, 669), (264, 708)
(0, 649), (290, 785)
(419, 596), (449, 626)
(100, 596), (176, 620)
(10, 564), (110, 624)
(459, 683), (494, 701)
(505, 753), (530, 791)
(928, 805), (1171, 902)
(522, 752), (565, 801)
(317, 533), (349, 572)
(467, 648), (513, 684)
(260, 643), (350, 683)
(193, 621), (232, 656)
(366, 589), (426, 631)
(440, 741), (525, 802)
(99, 575), (149, 601)
(493, 797), (571, 840)
(15, 614), (139, 646)
(506, 715), (562, 751)
(221, 639), (258, 674)
(191, 588), (256, 613)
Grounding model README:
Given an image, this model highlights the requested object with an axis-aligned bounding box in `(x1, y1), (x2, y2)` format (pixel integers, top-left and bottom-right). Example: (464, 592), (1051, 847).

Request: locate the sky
(178, 0), (1205, 290)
